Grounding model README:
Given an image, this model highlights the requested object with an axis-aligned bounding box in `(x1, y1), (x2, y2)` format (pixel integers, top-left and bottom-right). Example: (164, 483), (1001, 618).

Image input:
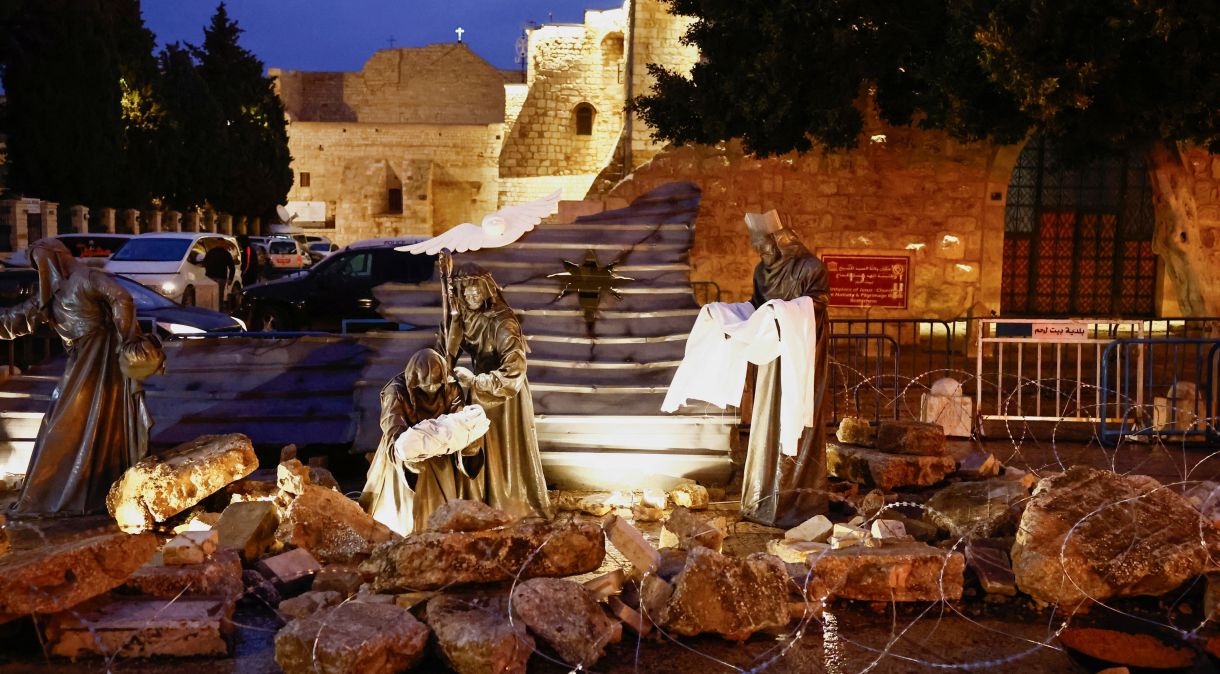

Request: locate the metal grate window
(1002, 135), (1157, 317)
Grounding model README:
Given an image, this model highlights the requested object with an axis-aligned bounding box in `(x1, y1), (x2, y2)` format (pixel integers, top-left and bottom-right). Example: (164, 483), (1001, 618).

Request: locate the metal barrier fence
(1099, 338), (1220, 445)
(827, 333), (900, 425)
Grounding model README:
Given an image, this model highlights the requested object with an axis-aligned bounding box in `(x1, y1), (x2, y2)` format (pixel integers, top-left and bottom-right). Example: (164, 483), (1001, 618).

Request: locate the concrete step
(525, 334), (689, 363)
(528, 359), (678, 387)
(375, 282), (698, 313)
(518, 222), (693, 246)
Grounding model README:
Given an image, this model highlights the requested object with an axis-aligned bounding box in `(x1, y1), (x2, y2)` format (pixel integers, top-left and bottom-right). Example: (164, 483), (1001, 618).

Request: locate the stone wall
(499, 8), (628, 178)
(626, 0), (698, 168)
(284, 122), (503, 245)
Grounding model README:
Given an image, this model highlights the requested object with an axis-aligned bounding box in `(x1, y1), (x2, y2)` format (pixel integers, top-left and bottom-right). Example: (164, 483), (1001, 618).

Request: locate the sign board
(20, 198), (40, 215)
(1031, 322), (1089, 341)
(824, 254), (909, 309)
(285, 200), (326, 223)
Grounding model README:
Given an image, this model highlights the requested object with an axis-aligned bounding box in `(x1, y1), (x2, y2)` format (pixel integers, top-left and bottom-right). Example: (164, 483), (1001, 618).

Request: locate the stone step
(529, 383), (727, 416)
(454, 242), (687, 267)
(541, 447), (731, 490)
(528, 360), (678, 387)
(376, 306), (700, 338)
(525, 334), (689, 363)
(515, 222), (693, 246)
(418, 261), (691, 286)
(535, 414), (737, 452)
(375, 283), (698, 312)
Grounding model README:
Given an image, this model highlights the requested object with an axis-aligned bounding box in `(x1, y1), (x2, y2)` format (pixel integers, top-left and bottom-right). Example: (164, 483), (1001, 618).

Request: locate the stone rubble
(279, 483), (397, 563)
(835, 416), (876, 447)
(214, 500), (279, 561)
(827, 442), (956, 490)
(511, 577), (621, 669)
(274, 601), (430, 674)
(163, 529), (219, 566)
(426, 592), (534, 674)
(46, 594), (233, 658)
(604, 514), (661, 574)
(278, 590), (344, 621)
(427, 500), (515, 532)
(924, 478), (1028, 539)
(875, 420), (948, 456)
(123, 548), (244, 603)
(256, 547), (322, 593)
(660, 547), (790, 640)
(784, 514), (834, 542)
(659, 506), (727, 552)
(802, 541), (966, 603)
(667, 481), (710, 510)
(106, 433), (257, 534)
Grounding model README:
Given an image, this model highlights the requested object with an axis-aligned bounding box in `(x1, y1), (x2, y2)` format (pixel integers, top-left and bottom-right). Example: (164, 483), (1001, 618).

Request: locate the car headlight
(160, 280), (178, 295)
(162, 322), (205, 335)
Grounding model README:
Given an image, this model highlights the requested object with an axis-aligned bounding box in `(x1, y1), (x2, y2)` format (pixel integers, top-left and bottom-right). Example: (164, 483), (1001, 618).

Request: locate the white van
(105, 232), (242, 311)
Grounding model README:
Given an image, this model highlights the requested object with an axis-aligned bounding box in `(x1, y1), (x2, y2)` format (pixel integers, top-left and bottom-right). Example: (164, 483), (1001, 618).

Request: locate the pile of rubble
(2, 424), (1220, 671)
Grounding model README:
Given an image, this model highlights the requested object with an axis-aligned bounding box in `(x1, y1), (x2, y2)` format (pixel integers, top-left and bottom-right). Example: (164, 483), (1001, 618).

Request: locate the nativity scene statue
(0, 238), (164, 517)
(663, 210), (828, 527)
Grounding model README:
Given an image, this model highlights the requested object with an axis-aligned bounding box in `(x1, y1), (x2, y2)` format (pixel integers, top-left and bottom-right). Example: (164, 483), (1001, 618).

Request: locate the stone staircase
(371, 182), (738, 488)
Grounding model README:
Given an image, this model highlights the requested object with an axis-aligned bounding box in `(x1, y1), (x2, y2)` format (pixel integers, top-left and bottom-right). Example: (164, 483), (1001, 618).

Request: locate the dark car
(0, 267), (245, 338)
(241, 238), (436, 332)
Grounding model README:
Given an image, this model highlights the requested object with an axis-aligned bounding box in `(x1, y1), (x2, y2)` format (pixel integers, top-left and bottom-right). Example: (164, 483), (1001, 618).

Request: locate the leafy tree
(634, 0), (1220, 314)
(194, 3), (291, 218)
(156, 43), (227, 210)
(106, 0), (165, 207)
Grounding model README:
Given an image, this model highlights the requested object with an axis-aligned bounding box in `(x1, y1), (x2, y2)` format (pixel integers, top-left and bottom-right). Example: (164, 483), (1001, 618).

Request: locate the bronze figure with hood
(0, 238), (161, 517)
(445, 263), (551, 520)
(741, 211), (830, 528)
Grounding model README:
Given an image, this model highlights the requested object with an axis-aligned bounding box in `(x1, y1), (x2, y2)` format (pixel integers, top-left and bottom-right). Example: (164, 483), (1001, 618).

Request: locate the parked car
(265, 236), (312, 270)
(105, 232), (242, 311)
(242, 237), (436, 332)
(3, 233), (133, 268)
(0, 267), (245, 337)
(306, 240), (340, 264)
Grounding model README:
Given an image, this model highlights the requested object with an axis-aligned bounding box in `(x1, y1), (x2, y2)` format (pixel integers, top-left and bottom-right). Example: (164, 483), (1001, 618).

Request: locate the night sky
(142, 0), (624, 73)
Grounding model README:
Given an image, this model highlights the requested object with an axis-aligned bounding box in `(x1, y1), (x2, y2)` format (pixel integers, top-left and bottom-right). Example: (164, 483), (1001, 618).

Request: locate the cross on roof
(455, 26), (465, 43)
(387, 35), (396, 48)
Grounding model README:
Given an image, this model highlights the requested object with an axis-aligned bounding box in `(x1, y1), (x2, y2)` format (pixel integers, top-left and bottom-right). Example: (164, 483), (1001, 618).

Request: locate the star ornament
(548, 249), (634, 325)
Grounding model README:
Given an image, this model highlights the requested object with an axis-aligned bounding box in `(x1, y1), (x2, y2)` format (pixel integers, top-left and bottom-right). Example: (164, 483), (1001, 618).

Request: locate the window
(574, 103), (595, 136)
(387, 188), (403, 214)
(298, 171), (311, 188)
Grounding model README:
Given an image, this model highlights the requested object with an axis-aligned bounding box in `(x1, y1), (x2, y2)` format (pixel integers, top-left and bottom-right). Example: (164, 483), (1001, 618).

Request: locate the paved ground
(2, 434), (1219, 673)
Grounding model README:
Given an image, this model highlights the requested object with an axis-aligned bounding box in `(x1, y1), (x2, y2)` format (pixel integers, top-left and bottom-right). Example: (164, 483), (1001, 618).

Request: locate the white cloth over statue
(662, 297), (817, 456)
(393, 405), (491, 469)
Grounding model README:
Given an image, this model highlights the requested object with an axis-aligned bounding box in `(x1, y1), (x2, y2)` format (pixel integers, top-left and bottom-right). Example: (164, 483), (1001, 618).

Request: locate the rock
(313, 565), (365, 597)
(875, 420), (947, 456)
(106, 433), (256, 534)
(766, 539), (830, 564)
(277, 459), (314, 496)
(511, 578), (621, 669)
(583, 569), (627, 602)
(45, 595), (232, 658)
(172, 510), (223, 533)
(275, 602), (430, 674)
(661, 548), (789, 640)
(836, 416), (876, 447)
(1002, 466), (1039, 490)
(639, 575), (673, 621)
(281, 484), (397, 563)
(965, 540), (1016, 596)
(631, 502), (665, 522)
(607, 596), (651, 636)
(827, 442), (956, 490)
(830, 523), (867, 550)
(256, 548), (321, 594)
(123, 548), (243, 602)
(659, 507), (726, 551)
(0, 527), (157, 624)
(1013, 466), (1220, 606)
(870, 519), (908, 539)
(280, 444), (298, 463)
(604, 514), (661, 574)
(957, 451), (1001, 479)
(278, 590), (343, 620)
(576, 493), (615, 516)
(426, 592), (534, 674)
(240, 569), (282, 608)
(427, 499), (514, 533)
(366, 519), (605, 592)
(394, 591), (437, 610)
(1184, 480), (1220, 523)
(924, 479), (1028, 539)
(803, 541), (965, 602)
(656, 547), (689, 581)
(785, 514), (834, 542)
(163, 530), (219, 566)
(668, 481), (710, 510)
(214, 500), (279, 561)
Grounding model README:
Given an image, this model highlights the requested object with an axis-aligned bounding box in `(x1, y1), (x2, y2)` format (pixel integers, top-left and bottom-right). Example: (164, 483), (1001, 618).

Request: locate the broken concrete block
(172, 511), (223, 534)
(803, 541), (965, 602)
(875, 420), (947, 456)
(668, 481), (709, 510)
(639, 575), (674, 622)
(827, 442), (956, 490)
(276, 459), (314, 496)
(830, 523), (867, 550)
(661, 547), (789, 640)
(313, 565), (365, 597)
(124, 548), (243, 603)
(0, 527), (157, 624)
(256, 547), (321, 594)
(607, 596), (651, 636)
(46, 595), (232, 658)
(163, 530), (219, 566)
(766, 539), (831, 564)
(275, 602), (430, 674)
(836, 416), (876, 447)
(576, 493), (615, 516)
(214, 500), (279, 560)
(1012, 466), (1220, 606)
(659, 507), (727, 552)
(366, 519), (605, 592)
(604, 514), (661, 574)
(631, 501), (665, 522)
(583, 569), (627, 602)
(106, 433), (257, 533)
(511, 578), (621, 669)
(426, 592), (534, 674)
(784, 514), (834, 543)
(427, 499), (515, 533)
(965, 540), (1017, 596)
(957, 451), (1001, 479)
(925, 478), (1028, 539)
(278, 590), (343, 621)
(870, 519), (908, 539)
(281, 484), (397, 563)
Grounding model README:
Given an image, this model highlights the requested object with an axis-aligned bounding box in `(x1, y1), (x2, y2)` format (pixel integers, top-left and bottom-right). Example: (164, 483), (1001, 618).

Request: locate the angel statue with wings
(397, 192), (561, 520)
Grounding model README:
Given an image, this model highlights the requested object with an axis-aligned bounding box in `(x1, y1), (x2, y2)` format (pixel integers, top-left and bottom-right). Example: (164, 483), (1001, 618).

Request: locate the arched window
(574, 103), (596, 136)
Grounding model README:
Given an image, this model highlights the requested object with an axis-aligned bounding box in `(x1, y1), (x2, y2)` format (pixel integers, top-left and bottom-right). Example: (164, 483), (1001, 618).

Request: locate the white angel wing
(489, 189), (562, 243)
(397, 222), (485, 255)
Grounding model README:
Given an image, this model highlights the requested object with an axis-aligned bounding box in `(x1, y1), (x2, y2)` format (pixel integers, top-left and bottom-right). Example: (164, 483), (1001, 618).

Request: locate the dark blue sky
(143, 0), (623, 73)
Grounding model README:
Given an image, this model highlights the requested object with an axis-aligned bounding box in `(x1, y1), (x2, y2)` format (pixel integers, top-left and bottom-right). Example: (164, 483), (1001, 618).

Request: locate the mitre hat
(744, 210), (784, 236)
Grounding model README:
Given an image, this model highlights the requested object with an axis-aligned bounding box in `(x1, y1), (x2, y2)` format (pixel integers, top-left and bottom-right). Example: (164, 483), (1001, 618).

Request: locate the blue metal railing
(1099, 337), (1220, 446)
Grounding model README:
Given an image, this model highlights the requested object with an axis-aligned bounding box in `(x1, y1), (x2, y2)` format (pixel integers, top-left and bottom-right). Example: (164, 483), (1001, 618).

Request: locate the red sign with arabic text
(823, 255), (909, 309)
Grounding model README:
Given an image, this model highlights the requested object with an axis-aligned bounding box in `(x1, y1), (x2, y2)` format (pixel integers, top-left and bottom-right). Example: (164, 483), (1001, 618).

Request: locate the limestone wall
(499, 8), (628, 178)
(626, 0), (698, 168)
(285, 122), (503, 245)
